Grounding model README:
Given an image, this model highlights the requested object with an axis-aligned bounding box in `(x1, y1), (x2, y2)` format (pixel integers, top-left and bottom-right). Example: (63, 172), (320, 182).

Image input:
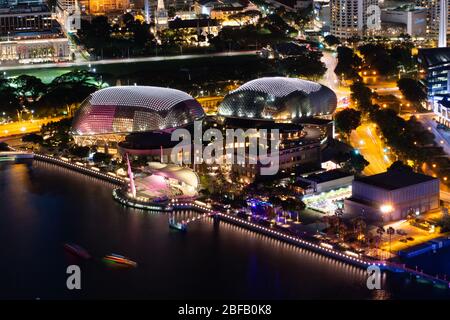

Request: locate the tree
(11, 75), (46, 102)
(397, 78), (426, 104)
(0, 142), (9, 151)
(342, 151), (369, 174)
(324, 35), (340, 47)
(22, 133), (43, 144)
(350, 82), (373, 112)
(0, 83), (20, 116)
(387, 226), (395, 254)
(275, 52), (326, 79)
(376, 226), (385, 256)
(335, 46), (362, 79)
(78, 16), (111, 58)
(334, 108), (361, 138)
(388, 160), (413, 173)
(70, 146), (90, 158)
(92, 152), (112, 164)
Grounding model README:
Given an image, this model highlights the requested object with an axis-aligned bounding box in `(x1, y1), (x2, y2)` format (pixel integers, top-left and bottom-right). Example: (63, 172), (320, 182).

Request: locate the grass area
(6, 67), (77, 83)
(4, 54), (262, 86)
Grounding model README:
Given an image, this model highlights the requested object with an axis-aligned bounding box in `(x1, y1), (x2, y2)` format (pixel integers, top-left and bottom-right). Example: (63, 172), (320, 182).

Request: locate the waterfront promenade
(27, 153), (450, 288)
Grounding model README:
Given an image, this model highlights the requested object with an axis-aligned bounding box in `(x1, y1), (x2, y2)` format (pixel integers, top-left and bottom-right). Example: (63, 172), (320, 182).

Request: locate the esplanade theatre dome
(218, 77), (337, 120)
(71, 86), (205, 136)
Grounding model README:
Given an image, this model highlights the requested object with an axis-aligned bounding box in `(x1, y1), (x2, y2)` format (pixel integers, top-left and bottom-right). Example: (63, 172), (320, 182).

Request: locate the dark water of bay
(0, 161), (449, 299)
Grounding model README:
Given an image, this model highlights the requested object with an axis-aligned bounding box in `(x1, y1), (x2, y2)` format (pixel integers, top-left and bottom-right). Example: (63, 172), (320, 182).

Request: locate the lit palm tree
(387, 227), (395, 255)
(376, 226), (385, 258)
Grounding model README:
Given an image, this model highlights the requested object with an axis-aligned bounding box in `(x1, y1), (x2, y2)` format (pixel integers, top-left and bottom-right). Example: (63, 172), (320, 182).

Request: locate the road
(319, 51), (350, 102)
(349, 123), (392, 175)
(414, 113), (450, 156)
(0, 117), (64, 138)
(0, 50), (258, 72)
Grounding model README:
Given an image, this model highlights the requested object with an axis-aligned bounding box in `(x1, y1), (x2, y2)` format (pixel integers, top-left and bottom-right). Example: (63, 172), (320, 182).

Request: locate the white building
(344, 168), (439, 222)
(415, 0), (449, 43)
(330, 0), (379, 39)
(381, 6), (427, 36)
(0, 37), (71, 64)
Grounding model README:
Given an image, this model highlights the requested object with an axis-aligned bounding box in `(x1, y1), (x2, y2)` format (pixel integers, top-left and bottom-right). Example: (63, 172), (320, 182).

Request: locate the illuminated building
(88, 0), (130, 14)
(296, 169), (354, 195)
(264, 0), (312, 11)
(73, 78), (335, 182)
(344, 168), (439, 222)
(168, 18), (220, 43)
(0, 5), (71, 63)
(0, 5), (53, 35)
(155, 0), (168, 30)
(380, 5), (427, 37)
(132, 162), (199, 200)
(415, 0), (449, 43)
(196, 96), (223, 114)
(418, 47), (450, 122)
(71, 86), (206, 151)
(215, 77), (336, 180)
(330, 0), (379, 39)
(0, 37), (70, 63)
(196, 0), (248, 16)
(218, 77), (337, 121)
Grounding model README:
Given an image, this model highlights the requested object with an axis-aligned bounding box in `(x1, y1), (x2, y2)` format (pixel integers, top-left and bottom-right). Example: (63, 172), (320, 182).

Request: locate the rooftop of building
(216, 116), (304, 131)
(0, 4), (50, 14)
(168, 18), (220, 29)
(383, 4), (426, 12)
(303, 169), (353, 183)
(355, 168), (437, 190)
(418, 47), (450, 68)
(199, 0), (248, 7)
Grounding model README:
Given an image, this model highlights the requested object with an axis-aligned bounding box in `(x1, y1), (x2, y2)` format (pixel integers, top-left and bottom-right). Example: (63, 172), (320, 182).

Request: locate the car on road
(396, 229), (407, 236)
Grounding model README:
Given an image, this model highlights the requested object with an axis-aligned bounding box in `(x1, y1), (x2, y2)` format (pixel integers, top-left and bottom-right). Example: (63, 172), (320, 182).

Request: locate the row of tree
(0, 70), (101, 119)
(335, 41), (416, 79)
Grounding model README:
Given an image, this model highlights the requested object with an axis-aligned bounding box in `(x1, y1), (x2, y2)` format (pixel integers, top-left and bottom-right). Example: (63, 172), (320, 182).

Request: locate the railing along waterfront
(34, 153), (124, 185)
(212, 212), (450, 287)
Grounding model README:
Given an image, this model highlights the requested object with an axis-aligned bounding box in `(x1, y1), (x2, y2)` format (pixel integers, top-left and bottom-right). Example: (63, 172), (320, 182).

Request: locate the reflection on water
(0, 161), (448, 299)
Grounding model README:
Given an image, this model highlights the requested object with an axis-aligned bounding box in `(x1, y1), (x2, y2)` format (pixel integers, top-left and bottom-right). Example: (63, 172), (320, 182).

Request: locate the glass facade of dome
(71, 86), (205, 135)
(218, 77), (337, 120)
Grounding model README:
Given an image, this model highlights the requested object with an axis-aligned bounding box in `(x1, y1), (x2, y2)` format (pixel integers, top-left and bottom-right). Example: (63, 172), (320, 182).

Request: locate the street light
(380, 204), (393, 214)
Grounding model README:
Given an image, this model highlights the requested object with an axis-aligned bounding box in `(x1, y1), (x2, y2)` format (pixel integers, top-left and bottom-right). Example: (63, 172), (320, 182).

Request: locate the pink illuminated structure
(126, 153), (136, 198)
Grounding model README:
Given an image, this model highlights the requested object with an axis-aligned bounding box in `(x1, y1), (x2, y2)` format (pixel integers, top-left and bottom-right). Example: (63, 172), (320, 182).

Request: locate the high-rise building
(0, 0), (43, 7)
(416, 0), (450, 43)
(330, 0), (379, 39)
(155, 0), (168, 30)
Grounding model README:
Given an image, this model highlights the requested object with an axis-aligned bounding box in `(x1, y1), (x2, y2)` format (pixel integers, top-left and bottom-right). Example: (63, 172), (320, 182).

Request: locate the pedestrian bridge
(0, 151), (34, 160)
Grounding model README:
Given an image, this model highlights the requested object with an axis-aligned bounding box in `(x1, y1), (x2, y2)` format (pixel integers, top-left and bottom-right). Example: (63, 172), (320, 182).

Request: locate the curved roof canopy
(71, 86), (205, 136)
(147, 162), (199, 190)
(218, 77), (337, 120)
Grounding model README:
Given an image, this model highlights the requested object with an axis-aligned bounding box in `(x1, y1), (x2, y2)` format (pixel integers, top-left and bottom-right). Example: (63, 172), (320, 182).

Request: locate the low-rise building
(0, 4), (71, 64)
(168, 18), (220, 42)
(344, 168), (439, 222)
(0, 5), (52, 35)
(297, 169), (354, 194)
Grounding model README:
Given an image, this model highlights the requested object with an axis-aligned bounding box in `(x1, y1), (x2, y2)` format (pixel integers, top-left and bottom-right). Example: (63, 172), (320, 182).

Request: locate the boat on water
(63, 243), (91, 259)
(169, 217), (187, 232)
(103, 254), (138, 268)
